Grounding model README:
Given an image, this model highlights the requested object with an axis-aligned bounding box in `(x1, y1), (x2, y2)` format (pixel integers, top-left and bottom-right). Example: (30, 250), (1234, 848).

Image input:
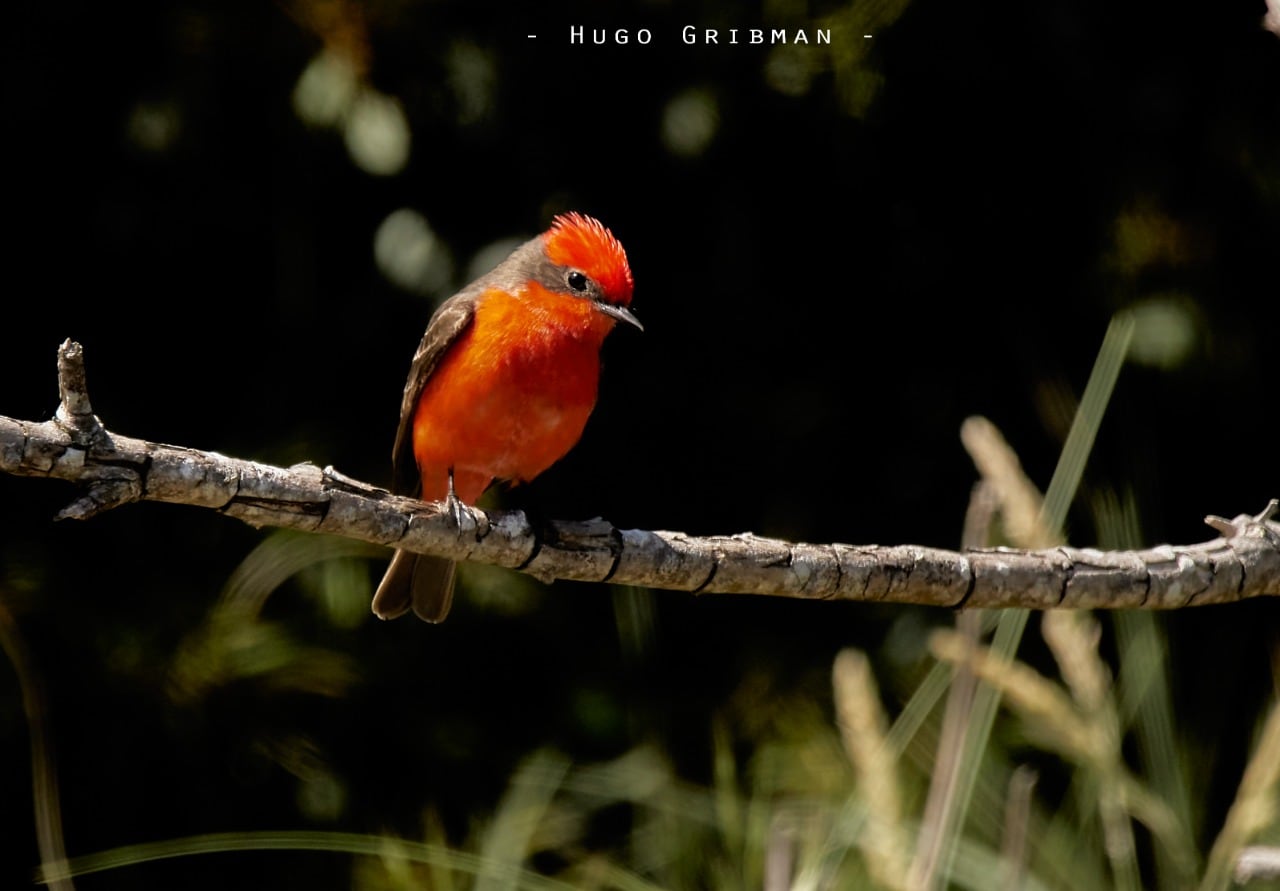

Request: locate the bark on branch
(2, 341), (1278, 610)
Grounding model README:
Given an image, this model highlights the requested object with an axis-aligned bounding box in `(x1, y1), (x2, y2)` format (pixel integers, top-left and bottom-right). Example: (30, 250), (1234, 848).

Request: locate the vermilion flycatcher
(372, 213), (640, 622)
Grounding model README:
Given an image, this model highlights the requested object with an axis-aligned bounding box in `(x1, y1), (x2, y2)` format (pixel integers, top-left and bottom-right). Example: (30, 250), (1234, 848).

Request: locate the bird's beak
(595, 301), (643, 332)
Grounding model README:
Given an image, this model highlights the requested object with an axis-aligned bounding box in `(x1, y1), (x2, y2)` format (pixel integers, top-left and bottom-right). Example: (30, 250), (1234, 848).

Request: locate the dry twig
(2, 341), (1277, 609)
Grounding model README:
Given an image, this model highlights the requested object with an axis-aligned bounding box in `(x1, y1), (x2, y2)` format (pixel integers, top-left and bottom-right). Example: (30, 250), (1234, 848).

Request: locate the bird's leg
(445, 468), (478, 534)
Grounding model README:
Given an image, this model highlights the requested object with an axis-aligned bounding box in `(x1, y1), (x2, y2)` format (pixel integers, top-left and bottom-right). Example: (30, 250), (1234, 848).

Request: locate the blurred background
(2, 0), (1278, 888)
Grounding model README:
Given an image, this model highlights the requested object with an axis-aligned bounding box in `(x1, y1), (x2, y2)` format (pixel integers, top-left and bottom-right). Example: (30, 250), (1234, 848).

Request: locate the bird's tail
(372, 549), (457, 623)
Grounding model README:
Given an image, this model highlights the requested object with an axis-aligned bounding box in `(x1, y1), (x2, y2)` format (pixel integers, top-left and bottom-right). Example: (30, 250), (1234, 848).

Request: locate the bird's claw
(445, 470), (478, 535)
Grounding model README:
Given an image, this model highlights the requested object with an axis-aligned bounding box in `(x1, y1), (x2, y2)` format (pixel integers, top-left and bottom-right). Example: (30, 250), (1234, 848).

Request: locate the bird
(371, 212), (640, 622)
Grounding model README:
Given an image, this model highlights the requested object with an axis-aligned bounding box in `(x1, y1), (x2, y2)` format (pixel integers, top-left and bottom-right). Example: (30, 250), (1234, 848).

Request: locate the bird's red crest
(544, 213), (634, 306)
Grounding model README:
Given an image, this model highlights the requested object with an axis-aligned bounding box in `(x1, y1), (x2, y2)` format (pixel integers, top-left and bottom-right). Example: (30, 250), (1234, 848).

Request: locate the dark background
(2, 0), (1278, 887)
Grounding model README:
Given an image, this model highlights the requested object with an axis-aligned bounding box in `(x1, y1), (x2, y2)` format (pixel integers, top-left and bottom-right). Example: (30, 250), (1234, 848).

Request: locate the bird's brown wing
(377, 234), (547, 623)
(375, 292), (476, 624)
(391, 292), (478, 496)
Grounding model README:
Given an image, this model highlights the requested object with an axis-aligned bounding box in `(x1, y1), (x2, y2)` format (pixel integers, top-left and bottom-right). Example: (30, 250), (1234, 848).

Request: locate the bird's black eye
(567, 270), (590, 293)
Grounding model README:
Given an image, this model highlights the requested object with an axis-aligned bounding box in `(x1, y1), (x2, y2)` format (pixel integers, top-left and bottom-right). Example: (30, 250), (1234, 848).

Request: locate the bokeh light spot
(374, 209), (454, 295)
(447, 40), (497, 126)
(344, 89), (410, 176)
(765, 47), (816, 97)
(292, 50), (359, 128)
(127, 100), (182, 153)
(296, 770), (348, 822)
(661, 88), (718, 157)
(1127, 295), (1198, 369)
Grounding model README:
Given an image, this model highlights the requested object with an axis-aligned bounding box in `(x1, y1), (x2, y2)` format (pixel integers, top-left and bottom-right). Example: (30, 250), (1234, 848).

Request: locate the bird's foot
(445, 469), (479, 536)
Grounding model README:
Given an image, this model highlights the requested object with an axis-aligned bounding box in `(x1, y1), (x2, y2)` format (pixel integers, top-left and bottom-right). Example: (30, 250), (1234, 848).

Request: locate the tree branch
(3, 341), (1278, 609)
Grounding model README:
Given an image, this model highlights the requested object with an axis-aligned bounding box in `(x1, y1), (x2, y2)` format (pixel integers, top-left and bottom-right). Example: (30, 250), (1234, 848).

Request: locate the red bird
(372, 213), (640, 622)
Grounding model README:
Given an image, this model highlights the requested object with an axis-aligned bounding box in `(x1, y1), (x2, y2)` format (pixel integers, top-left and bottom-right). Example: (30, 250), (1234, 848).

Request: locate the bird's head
(542, 212), (641, 330)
